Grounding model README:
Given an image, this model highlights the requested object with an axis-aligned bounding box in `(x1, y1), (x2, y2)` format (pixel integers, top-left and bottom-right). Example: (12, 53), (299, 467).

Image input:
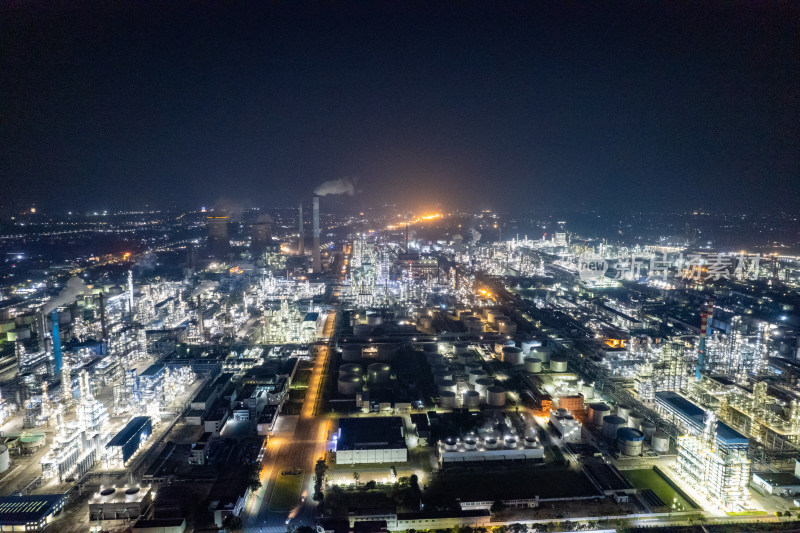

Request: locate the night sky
(2, 2), (798, 213)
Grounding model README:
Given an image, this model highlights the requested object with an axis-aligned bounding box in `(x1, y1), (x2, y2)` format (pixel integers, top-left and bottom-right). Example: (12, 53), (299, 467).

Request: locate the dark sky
(2, 2), (798, 213)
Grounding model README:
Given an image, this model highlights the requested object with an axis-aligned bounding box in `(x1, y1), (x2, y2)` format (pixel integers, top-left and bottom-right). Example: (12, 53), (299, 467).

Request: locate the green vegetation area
(424, 467), (597, 511)
(292, 369), (312, 389)
(269, 471), (304, 511)
(727, 510), (768, 516)
(324, 475), (421, 516)
(623, 468), (696, 510)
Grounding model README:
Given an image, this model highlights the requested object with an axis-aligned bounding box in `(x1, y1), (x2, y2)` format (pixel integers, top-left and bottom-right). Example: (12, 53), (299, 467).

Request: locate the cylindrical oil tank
(521, 339), (542, 354)
(464, 317), (483, 334)
(468, 368), (488, 384)
(483, 437), (499, 449)
(339, 364), (362, 378)
(550, 355), (568, 372)
(367, 363), (391, 384)
(0, 444), (9, 473)
(462, 390), (481, 408)
(494, 340), (515, 355)
(616, 404), (632, 420)
(641, 421), (657, 438)
(341, 344), (363, 361)
(452, 341), (469, 355)
(463, 437), (478, 450)
(438, 379), (457, 394)
(531, 348), (549, 362)
(353, 323), (374, 336)
(524, 357), (543, 373)
(474, 377), (493, 394)
(337, 374), (361, 395)
(524, 436), (539, 448)
(376, 344), (399, 361)
(486, 310), (499, 324)
(450, 363), (466, 376)
(581, 384), (594, 400)
(602, 415), (627, 439)
(434, 371), (453, 385)
(652, 432), (670, 453)
(616, 428), (645, 456)
(502, 346), (524, 365)
(589, 403), (611, 426)
(504, 436), (518, 449)
(443, 437), (457, 451)
(439, 391), (457, 408)
(497, 318), (517, 335)
(487, 386), (506, 407)
(465, 359), (482, 371)
(628, 414), (643, 431)
(366, 313), (383, 326)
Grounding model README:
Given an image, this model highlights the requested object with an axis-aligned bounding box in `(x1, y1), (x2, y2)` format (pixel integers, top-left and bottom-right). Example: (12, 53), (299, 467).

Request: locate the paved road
(244, 312), (335, 532)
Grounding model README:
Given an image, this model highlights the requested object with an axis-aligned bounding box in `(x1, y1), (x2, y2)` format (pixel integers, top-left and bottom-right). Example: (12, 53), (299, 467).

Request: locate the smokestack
(51, 309), (62, 374)
(298, 203), (304, 255)
(312, 196), (321, 273)
(128, 270), (134, 319)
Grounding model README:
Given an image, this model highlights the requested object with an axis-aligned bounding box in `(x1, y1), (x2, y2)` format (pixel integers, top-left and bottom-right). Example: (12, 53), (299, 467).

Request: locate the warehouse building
(106, 416), (152, 466)
(334, 417), (407, 464)
(0, 494), (67, 532)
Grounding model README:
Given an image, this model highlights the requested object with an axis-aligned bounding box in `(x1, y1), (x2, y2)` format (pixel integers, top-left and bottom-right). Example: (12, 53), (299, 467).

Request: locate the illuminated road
(244, 310), (336, 532)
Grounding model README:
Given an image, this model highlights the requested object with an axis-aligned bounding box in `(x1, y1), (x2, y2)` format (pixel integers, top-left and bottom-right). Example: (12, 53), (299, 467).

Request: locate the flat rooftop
(754, 472), (800, 487)
(108, 416), (151, 447)
(0, 494), (65, 525)
(337, 417), (406, 450)
(655, 391), (748, 446)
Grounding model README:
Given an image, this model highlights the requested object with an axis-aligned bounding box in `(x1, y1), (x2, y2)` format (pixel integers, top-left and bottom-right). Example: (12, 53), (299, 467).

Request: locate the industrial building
(0, 494), (67, 532)
(334, 417), (408, 464)
(106, 416), (152, 466)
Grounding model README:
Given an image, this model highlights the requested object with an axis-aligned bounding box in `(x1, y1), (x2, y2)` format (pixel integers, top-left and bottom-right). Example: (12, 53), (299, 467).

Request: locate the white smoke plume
(313, 177), (356, 196)
(42, 276), (88, 314)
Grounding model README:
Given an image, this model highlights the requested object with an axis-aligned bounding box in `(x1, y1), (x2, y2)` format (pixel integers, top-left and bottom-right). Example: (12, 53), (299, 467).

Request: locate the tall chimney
(298, 203), (304, 255)
(197, 295), (204, 335)
(312, 196), (321, 273)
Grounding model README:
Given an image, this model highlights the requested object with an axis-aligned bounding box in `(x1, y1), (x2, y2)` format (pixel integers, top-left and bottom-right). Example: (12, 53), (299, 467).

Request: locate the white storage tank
(473, 377), (493, 394)
(581, 384), (594, 400)
(463, 317), (483, 334)
(443, 437), (458, 451)
(452, 341), (469, 355)
(462, 390), (481, 408)
(524, 357), (542, 373)
(616, 427), (645, 456)
(483, 437), (499, 449)
(366, 312), (383, 326)
(486, 310), (500, 324)
(504, 436), (518, 449)
(521, 339), (542, 355)
(501, 346), (524, 365)
(616, 404), (632, 420)
(339, 364), (362, 378)
(438, 379), (457, 394)
(487, 386), (506, 407)
(641, 421), (657, 438)
(530, 348), (549, 362)
(628, 414), (643, 431)
(494, 340), (515, 355)
(439, 391), (457, 409)
(367, 363), (391, 384)
(0, 444), (9, 474)
(463, 437), (478, 450)
(550, 355), (568, 372)
(341, 344), (363, 361)
(602, 415), (627, 439)
(468, 368), (488, 384)
(652, 431), (670, 453)
(588, 402), (611, 426)
(338, 374), (361, 395)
